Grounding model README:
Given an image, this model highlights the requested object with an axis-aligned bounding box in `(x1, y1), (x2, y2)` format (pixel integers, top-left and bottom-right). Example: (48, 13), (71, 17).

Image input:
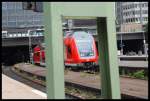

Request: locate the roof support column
(43, 2), (65, 99)
(97, 17), (121, 99)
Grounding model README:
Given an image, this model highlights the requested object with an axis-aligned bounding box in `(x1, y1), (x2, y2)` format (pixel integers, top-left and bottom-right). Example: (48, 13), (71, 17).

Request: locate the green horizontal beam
(62, 16), (97, 19)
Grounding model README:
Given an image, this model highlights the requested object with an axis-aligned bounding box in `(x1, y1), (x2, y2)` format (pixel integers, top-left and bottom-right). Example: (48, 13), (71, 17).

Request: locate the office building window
(34, 15), (42, 21)
(2, 16), (7, 20)
(138, 18), (140, 22)
(7, 9), (15, 14)
(8, 21), (16, 27)
(142, 10), (148, 14)
(131, 18), (133, 22)
(26, 21), (34, 25)
(129, 18), (131, 22)
(15, 9), (24, 14)
(2, 2), (7, 9)
(33, 21), (42, 25)
(2, 22), (7, 26)
(16, 2), (22, 9)
(8, 16), (16, 21)
(127, 19), (129, 23)
(2, 9), (8, 15)
(135, 18), (138, 22)
(17, 21), (26, 26)
(16, 16), (24, 21)
(132, 18), (135, 22)
(145, 3), (148, 7)
(134, 4), (137, 8)
(144, 17), (148, 21)
(7, 2), (15, 9)
(2, 2), (44, 28)
(24, 16), (33, 20)
(142, 3), (145, 7)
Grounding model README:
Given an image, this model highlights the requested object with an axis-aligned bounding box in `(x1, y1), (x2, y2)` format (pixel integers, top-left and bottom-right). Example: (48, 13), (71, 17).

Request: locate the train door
(66, 45), (72, 59)
(33, 51), (40, 64)
(64, 44), (67, 61)
(40, 43), (46, 66)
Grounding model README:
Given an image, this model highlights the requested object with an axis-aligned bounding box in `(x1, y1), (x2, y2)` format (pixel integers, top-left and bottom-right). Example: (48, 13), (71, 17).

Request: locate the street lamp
(120, 33), (124, 55)
(139, 3), (147, 56)
(142, 30), (148, 60)
(28, 30), (34, 64)
(68, 19), (73, 32)
(116, 19), (124, 56)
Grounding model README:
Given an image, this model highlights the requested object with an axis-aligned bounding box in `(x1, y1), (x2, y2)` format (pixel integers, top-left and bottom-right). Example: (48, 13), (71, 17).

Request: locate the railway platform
(118, 55), (148, 61)
(2, 74), (47, 99)
(65, 71), (148, 99)
(119, 60), (148, 68)
(12, 63), (148, 99)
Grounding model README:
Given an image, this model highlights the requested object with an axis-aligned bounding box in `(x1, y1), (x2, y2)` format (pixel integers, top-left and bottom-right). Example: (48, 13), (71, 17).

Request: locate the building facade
(116, 2), (148, 32)
(2, 2), (43, 29)
(2, 2), (97, 35)
(2, 2), (148, 55)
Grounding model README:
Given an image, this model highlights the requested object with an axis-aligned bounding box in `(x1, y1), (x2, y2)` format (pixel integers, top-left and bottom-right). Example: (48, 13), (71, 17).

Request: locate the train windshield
(73, 31), (94, 57)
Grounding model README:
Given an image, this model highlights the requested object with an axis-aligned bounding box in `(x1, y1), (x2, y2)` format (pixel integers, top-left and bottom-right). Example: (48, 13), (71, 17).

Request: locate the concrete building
(116, 2), (148, 32)
(2, 2), (44, 31)
(2, 2), (148, 65)
(2, 2), (148, 33)
(115, 2), (148, 55)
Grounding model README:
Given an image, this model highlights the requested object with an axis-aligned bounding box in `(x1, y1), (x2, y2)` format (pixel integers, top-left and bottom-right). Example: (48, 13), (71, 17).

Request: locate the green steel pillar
(43, 3), (65, 99)
(43, 2), (120, 99)
(97, 17), (121, 99)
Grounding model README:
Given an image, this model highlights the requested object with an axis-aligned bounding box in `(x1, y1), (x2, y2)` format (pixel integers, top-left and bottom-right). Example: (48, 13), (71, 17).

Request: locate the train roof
(34, 46), (41, 51)
(34, 43), (45, 50)
(72, 31), (93, 40)
(65, 31), (92, 38)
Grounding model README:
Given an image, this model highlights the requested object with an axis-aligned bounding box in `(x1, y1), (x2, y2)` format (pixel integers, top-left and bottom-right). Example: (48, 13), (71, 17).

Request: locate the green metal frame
(43, 2), (120, 99)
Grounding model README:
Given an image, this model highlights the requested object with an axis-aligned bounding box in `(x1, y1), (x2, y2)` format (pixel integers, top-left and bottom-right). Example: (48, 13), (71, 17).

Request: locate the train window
(75, 32), (94, 57)
(73, 31), (92, 39)
(77, 41), (94, 57)
(67, 46), (72, 55)
(34, 52), (40, 57)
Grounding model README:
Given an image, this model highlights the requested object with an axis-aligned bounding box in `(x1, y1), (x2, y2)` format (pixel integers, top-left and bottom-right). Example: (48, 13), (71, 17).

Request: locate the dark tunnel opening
(2, 45), (36, 66)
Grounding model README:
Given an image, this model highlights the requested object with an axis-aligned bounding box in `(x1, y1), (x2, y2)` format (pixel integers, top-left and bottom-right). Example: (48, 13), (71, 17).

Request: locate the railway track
(10, 67), (96, 99)
(9, 64), (148, 99)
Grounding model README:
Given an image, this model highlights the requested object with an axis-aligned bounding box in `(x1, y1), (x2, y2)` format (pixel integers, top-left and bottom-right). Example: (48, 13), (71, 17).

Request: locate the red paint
(33, 31), (99, 67)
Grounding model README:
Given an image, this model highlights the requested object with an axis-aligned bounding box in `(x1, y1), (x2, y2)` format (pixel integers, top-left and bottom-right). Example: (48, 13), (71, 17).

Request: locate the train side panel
(33, 31), (99, 68)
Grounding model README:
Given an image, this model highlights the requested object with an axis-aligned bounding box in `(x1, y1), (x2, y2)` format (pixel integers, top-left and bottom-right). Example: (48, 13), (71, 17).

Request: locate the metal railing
(2, 32), (44, 38)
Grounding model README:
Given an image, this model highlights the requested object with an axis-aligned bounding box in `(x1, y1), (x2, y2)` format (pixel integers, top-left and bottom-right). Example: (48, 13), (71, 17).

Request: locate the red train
(33, 31), (99, 69)
(33, 43), (45, 66)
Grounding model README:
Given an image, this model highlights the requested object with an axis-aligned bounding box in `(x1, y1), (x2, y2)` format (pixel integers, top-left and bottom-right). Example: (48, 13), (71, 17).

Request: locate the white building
(116, 2), (148, 32)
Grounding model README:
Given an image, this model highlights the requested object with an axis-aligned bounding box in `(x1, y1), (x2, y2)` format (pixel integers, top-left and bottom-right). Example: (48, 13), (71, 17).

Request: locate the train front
(73, 31), (98, 68)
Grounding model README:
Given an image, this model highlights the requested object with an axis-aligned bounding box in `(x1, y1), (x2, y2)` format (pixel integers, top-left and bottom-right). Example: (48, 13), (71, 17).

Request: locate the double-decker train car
(64, 31), (98, 69)
(33, 43), (45, 66)
(33, 31), (99, 69)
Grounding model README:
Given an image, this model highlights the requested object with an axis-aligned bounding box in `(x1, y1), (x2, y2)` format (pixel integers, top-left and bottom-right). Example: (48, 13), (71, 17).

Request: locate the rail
(12, 63), (148, 99)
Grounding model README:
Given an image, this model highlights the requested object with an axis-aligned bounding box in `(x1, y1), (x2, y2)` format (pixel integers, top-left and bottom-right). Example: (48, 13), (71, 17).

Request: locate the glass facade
(2, 2), (44, 28)
(116, 2), (148, 24)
